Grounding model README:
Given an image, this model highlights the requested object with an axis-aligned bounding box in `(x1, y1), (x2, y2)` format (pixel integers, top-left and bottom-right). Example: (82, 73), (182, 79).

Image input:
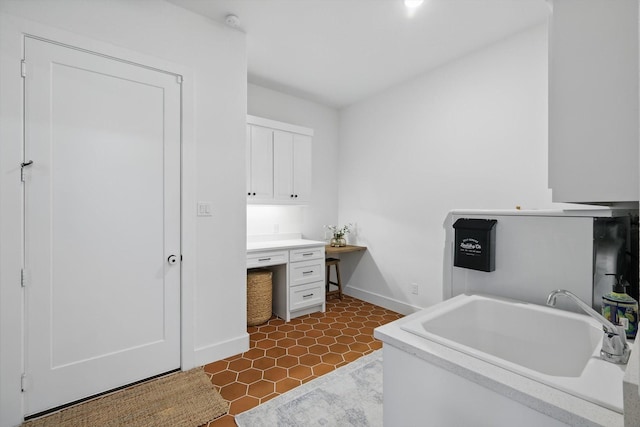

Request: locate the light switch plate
(197, 202), (213, 217)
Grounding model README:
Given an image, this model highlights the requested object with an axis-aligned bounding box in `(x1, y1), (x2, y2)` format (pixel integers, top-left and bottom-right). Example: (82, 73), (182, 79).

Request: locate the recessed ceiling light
(404, 0), (424, 9)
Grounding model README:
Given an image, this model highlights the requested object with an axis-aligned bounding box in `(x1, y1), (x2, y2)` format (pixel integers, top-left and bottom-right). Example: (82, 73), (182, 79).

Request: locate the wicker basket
(247, 269), (273, 326)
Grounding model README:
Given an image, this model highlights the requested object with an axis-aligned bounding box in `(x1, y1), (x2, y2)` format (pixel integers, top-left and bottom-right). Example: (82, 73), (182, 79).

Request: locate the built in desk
(324, 245), (367, 299)
(324, 244), (367, 255)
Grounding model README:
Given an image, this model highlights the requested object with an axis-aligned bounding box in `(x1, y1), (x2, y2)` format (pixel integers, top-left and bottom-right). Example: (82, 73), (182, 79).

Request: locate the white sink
(400, 293), (628, 413)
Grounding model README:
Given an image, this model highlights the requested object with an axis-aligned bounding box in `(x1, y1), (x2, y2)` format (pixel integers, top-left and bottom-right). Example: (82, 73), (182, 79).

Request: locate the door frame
(0, 15), (197, 425)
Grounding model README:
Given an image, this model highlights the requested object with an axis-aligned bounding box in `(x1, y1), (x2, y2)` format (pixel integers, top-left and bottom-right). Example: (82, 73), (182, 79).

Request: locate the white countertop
(246, 238), (327, 253)
(375, 310), (624, 427)
(450, 208), (635, 218)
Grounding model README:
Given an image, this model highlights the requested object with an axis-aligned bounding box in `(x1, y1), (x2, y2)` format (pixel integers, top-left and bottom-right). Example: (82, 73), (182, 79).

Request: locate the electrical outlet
(410, 283), (419, 295)
(197, 201), (213, 217)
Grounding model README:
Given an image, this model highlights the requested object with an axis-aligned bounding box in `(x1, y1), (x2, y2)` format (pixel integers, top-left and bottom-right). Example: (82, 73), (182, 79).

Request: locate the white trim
(343, 285), (422, 316)
(247, 114), (314, 137)
(179, 59), (196, 373)
(0, 14), (27, 427)
(193, 333), (250, 367)
(0, 14), (197, 425)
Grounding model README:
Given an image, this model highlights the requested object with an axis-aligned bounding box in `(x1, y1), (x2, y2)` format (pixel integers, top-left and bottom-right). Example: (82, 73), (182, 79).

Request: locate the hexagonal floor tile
(205, 295), (403, 427)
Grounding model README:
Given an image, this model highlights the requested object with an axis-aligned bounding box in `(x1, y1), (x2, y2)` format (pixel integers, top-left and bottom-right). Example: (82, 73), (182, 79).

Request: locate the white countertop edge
(375, 315), (622, 427)
(449, 208), (634, 218)
(623, 338), (640, 426)
(247, 238), (327, 253)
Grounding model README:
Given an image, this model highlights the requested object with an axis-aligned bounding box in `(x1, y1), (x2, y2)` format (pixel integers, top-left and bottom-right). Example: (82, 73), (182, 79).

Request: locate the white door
(23, 37), (181, 416)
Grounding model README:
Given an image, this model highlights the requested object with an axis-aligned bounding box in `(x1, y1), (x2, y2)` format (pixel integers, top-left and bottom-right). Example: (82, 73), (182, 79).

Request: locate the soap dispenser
(602, 274), (638, 339)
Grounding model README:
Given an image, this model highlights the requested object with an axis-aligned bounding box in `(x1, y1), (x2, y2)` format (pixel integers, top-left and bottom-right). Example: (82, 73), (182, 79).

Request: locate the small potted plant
(325, 224), (352, 247)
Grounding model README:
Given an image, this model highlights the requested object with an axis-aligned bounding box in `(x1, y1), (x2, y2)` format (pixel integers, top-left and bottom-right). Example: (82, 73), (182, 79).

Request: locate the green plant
(325, 224), (352, 239)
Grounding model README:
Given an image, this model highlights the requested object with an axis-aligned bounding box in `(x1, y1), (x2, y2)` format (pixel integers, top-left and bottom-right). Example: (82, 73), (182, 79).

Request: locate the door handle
(167, 255), (178, 265)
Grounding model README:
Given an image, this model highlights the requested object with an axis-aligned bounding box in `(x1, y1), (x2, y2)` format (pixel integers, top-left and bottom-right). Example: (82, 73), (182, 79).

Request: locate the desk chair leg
(325, 259), (343, 301)
(334, 261), (342, 299)
(326, 263), (331, 294)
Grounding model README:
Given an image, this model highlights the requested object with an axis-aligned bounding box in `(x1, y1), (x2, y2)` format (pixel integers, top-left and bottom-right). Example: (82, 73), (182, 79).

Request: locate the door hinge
(21, 269), (26, 288)
(21, 373), (28, 392)
(21, 160), (33, 182)
(176, 75), (182, 84)
(20, 60), (26, 78)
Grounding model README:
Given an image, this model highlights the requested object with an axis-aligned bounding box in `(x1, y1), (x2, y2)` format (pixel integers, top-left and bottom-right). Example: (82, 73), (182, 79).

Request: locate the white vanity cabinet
(246, 115), (313, 204)
(247, 240), (326, 322)
(548, 0), (639, 203)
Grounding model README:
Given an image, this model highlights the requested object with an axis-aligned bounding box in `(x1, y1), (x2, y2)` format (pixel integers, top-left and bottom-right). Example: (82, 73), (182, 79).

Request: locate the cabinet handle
(258, 257), (272, 261)
(294, 195), (298, 198)
(247, 192), (251, 196)
(290, 194), (294, 198)
(302, 252), (314, 256)
(302, 270), (314, 275)
(302, 293), (314, 298)
(253, 192), (256, 196)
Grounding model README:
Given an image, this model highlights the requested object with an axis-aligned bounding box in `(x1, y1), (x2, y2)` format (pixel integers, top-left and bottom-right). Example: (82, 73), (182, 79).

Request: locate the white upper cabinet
(246, 125), (274, 200)
(247, 115), (313, 204)
(273, 131), (312, 202)
(292, 134), (312, 201)
(548, 0), (639, 203)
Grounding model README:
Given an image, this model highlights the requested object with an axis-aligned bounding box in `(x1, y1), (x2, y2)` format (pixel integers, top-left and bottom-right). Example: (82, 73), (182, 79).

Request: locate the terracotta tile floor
(202, 295), (402, 427)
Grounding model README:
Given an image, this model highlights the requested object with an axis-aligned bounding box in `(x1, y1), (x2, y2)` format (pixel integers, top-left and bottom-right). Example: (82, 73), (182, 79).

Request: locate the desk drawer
(290, 246), (325, 262)
(247, 250), (288, 268)
(289, 259), (324, 286)
(290, 281), (324, 312)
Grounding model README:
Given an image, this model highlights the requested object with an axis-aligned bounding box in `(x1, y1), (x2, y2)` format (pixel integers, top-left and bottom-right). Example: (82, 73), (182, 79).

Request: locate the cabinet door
(273, 130), (294, 201)
(292, 134), (312, 202)
(548, 0), (638, 203)
(248, 125), (273, 199)
(245, 125), (251, 196)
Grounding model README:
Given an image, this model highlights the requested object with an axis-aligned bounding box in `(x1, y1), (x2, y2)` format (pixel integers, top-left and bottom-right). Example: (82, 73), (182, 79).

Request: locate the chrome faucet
(546, 289), (630, 365)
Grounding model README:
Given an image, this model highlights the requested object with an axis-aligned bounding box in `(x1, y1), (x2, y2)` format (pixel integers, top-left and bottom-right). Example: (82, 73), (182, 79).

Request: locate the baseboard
(193, 332), (249, 367)
(344, 286), (422, 316)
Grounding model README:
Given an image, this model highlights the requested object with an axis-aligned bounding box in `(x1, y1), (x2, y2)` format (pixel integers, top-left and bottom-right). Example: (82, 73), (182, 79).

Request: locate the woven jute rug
(22, 368), (228, 427)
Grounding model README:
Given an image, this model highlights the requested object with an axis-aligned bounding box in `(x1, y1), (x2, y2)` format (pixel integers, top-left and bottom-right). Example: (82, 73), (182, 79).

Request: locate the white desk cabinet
(247, 240), (325, 322)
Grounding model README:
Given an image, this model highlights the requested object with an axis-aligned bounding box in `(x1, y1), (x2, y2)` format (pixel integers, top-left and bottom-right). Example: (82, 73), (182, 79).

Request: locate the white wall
(0, 1), (247, 424)
(247, 83), (340, 241)
(338, 25), (563, 313)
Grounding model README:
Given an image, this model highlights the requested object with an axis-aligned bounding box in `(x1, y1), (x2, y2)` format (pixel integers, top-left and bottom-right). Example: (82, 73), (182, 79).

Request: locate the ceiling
(168, 0), (549, 109)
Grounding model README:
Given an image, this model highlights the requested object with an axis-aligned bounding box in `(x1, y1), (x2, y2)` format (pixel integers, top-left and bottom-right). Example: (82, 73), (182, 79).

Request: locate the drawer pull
(258, 257), (272, 261)
(302, 252), (314, 256)
(302, 293), (314, 298)
(302, 270), (314, 275)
